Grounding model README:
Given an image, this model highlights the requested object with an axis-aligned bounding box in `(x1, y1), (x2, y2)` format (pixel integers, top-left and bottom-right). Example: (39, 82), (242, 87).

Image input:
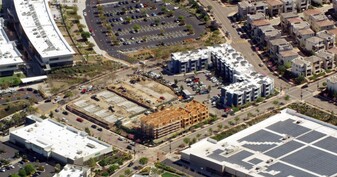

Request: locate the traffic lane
(53, 109), (146, 152)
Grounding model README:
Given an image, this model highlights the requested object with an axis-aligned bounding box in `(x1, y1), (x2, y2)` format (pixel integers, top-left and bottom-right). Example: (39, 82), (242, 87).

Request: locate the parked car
(76, 118), (84, 122)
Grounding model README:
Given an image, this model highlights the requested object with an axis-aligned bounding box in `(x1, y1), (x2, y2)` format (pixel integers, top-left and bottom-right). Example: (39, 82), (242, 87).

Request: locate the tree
(284, 95), (290, 101)
(196, 133), (201, 139)
(49, 111), (54, 118)
(124, 169), (132, 175)
(81, 31), (91, 41)
(133, 24), (141, 31)
(295, 75), (305, 85)
(10, 174), (20, 177)
(217, 124), (223, 131)
(55, 163), (61, 173)
(272, 100), (279, 105)
(284, 61), (292, 69)
(183, 137), (190, 145)
(234, 116), (240, 123)
(87, 158), (96, 168)
(208, 128), (213, 135)
(174, 79), (178, 85)
(88, 42), (95, 49)
(107, 165), (118, 174)
(24, 164), (36, 175)
(139, 157), (148, 165)
(207, 5), (212, 11)
(84, 127), (91, 135)
(18, 169), (26, 177)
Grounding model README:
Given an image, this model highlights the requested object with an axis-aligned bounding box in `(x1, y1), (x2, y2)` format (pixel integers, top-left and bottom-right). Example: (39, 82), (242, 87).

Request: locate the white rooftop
(171, 47), (210, 63)
(11, 116), (111, 161)
(14, 0), (75, 59)
(0, 18), (23, 66)
(182, 109), (337, 177)
(53, 165), (89, 177)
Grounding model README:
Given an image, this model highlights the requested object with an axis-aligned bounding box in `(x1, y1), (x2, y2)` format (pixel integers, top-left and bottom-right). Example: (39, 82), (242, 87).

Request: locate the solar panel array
(216, 119), (337, 177)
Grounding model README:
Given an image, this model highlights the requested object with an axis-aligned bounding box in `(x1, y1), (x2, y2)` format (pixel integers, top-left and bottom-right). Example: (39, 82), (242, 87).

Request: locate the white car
(83, 12), (87, 16)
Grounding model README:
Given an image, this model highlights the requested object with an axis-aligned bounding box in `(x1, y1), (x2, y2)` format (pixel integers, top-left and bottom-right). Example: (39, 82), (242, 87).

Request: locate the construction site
(107, 75), (176, 109)
(66, 90), (147, 129)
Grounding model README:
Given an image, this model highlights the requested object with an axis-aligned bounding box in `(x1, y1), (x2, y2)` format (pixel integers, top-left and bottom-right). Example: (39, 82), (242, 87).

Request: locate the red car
(81, 89), (87, 94)
(76, 118), (83, 122)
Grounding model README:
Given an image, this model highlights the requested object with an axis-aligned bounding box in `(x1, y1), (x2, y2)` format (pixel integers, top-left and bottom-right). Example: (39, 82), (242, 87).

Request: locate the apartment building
(220, 74), (274, 107)
(268, 38), (298, 64)
(266, 0), (284, 16)
(256, 25), (281, 45)
(238, 1), (268, 20)
(305, 36), (325, 52)
(246, 13), (267, 31)
(291, 57), (312, 77)
(140, 100), (208, 139)
(317, 30), (335, 50)
(328, 28), (337, 42)
(168, 48), (209, 74)
(328, 47), (337, 60)
(313, 20), (335, 33)
(306, 56), (323, 74)
(250, 20), (272, 37)
(0, 18), (24, 76)
(304, 9), (336, 32)
(316, 50), (335, 70)
(290, 19), (311, 36)
(295, 28), (315, 47)
(9, 0), (75, 72)
(327, 75), (337, 93)
(304, 9), (325, 24)
(281, 0), (296, 13)
(277, 49), (299, 64)
(296, 0), (311, 12)
(280, 12), (299, 30)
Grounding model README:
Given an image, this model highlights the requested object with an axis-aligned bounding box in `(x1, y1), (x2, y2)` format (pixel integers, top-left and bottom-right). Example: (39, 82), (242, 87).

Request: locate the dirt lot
(111, 77), (176, 107)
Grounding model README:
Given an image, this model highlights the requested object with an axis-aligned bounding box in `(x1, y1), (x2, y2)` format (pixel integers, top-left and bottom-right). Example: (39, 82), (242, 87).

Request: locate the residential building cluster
(140, 100), (209, 139)
(246, 7), (337, 78)
(10, 115), (112, 165)
(181, 108), (337, 177)
(238, 0), (312, 20)
(168, 44), (274, 107)
(8, 0), (75, 73)
(0, 18), (24, 76)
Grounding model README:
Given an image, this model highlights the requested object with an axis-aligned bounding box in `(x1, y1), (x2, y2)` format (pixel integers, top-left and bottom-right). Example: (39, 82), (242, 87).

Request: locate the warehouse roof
(10, 115), (111, 161)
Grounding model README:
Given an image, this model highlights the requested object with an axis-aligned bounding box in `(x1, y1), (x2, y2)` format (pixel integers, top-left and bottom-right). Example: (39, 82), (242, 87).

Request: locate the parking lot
(0, 142), (55, 177)
(0, 88), (43, 105)
(85, 0), (205, 58)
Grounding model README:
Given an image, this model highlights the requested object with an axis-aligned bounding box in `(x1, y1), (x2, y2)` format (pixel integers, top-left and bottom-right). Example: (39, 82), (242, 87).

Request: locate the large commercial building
(182, 108), (337, 177)
(140, 100), (209, 139)
(0, 18), (24, 76)
(10, 115), (112, 165)
(8, 0), (75, 72)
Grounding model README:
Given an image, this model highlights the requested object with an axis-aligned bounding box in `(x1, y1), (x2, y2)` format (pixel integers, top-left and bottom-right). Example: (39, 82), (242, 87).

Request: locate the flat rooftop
(0, 19), (23, 66)
(10, 115), (111, 161)
(182, 109), (337, 177)
(14, 0), (75, 59)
